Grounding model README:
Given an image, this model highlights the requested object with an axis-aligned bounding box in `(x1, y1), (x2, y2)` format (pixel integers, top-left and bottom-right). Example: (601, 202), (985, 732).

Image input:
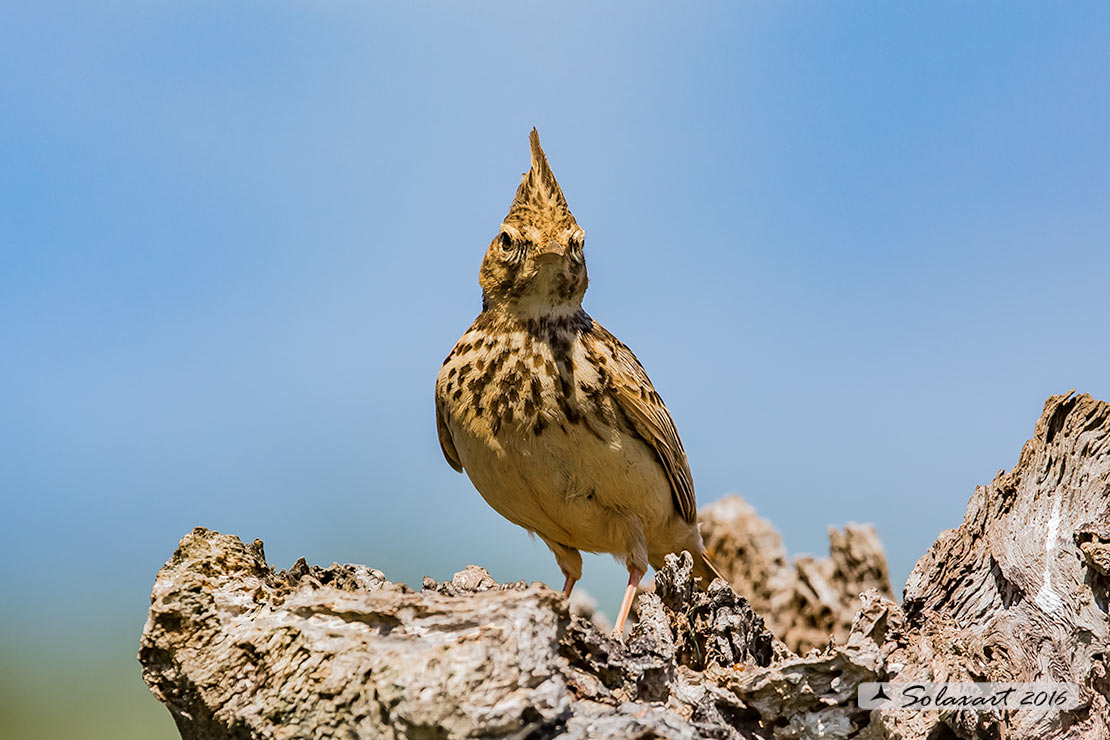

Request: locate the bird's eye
(498, 231), (513, 251)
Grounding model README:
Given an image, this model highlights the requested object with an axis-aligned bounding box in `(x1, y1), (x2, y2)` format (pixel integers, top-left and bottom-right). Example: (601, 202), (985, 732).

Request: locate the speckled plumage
(435, 130), (720, 630)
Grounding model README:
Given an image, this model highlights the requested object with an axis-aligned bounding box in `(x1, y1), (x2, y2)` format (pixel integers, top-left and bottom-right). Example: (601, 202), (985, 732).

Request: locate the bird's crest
(502, 129), (579, 234)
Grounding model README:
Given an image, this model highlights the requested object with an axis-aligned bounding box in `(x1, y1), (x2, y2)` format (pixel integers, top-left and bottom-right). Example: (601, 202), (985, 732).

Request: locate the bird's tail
(692, 548), (727, 589)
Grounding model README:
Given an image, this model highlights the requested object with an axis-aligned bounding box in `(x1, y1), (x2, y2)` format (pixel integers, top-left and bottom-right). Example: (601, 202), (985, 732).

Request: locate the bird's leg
(610, 568), (644, 639)
(543, 539), (581, 599)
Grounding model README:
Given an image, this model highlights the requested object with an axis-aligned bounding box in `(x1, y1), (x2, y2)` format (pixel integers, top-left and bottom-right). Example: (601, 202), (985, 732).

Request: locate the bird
(434, 129), (722, 637)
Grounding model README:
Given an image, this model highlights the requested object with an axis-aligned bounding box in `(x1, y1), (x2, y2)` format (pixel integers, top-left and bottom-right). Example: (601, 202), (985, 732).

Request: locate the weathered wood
(700, 495), (895, 654)
(140, 391), (1110, 739)
(891, 391), (1110, 740)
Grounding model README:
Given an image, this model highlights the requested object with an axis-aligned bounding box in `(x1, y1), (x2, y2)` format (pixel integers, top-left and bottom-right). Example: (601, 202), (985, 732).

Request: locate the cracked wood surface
(140, 391), (1110, 739)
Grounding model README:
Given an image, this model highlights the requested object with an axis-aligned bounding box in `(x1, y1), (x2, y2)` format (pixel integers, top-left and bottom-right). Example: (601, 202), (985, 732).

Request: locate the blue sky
(2, 2), (1109, 658)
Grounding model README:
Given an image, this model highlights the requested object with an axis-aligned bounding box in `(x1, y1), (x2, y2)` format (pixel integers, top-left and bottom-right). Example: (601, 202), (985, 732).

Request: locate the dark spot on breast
(452, 389), (463, 401)
(504, 376), (521, 403)
(549, 335), (572, 363)
(448, 367), (457, 378)
(468, 349), (510, 408)
(533, 417), (547, 435)
(555, 366), (580, 424)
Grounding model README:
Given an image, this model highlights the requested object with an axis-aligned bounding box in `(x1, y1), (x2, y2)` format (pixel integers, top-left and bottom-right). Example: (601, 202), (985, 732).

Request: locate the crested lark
(435, 129), (722, 636)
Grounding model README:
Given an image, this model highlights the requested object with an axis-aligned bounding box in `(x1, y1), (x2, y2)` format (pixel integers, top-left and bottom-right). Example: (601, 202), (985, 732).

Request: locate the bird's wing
(435, 397), (463, 473)
(589, 325), (697, 524)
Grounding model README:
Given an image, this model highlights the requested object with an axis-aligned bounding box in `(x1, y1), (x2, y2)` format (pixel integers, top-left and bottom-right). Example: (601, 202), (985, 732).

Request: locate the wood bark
(700, 495), (895, 654)
(140, 391), (1110, 739)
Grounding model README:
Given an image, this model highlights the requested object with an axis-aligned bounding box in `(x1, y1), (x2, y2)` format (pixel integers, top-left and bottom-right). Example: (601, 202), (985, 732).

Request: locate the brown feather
(584, 324), (697, 524)
(435, 398), (463, 473)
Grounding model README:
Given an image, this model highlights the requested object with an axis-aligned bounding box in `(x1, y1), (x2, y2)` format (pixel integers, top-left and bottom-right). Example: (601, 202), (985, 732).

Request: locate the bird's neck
(483, 294), (584, 324)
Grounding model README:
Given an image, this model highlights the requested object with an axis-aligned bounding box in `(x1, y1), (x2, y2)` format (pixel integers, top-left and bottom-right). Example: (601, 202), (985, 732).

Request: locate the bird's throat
(487, 295), (584, 323)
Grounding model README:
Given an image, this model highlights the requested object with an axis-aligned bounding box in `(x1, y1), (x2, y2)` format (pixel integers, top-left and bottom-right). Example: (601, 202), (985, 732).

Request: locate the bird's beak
(533, 241), (566, 261)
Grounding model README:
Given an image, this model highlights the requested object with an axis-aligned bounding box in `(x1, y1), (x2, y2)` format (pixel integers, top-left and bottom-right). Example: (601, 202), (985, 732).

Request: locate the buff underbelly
(452, 420), (674, 556)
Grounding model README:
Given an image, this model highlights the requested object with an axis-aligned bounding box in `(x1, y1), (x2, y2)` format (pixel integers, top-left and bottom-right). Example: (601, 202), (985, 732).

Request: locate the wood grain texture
(140, 391), (1110, 740)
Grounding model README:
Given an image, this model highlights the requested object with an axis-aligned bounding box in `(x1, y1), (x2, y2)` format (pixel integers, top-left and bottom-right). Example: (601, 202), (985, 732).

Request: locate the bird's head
(479, 129), (588, 318)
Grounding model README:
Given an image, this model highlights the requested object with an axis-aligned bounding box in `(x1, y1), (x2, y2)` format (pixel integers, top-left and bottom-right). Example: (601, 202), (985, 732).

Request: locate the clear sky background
(2, 3), (1108, 737)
